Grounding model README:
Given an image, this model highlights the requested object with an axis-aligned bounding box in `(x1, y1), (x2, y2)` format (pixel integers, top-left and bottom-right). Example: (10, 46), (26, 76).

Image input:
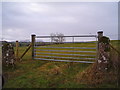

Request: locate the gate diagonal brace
(20, 43), (32, 61)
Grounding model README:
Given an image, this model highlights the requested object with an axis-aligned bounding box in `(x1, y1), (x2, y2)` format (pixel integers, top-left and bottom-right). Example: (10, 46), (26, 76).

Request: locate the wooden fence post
(16, 40), (19, 60)
(31, 34), (36, 60)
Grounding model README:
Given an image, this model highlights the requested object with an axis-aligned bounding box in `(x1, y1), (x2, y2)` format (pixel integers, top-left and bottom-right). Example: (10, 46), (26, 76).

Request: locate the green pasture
(3, 40), (120, 88)
(110, 40), (120, 49)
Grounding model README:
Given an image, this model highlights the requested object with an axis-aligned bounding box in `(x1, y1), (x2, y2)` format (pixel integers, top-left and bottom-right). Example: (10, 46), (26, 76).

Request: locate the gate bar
(35, 55), (95, 60)
(36, 35), (97, 38)
(34, 49), (96, 53)
(35, 52), (96, 56)
(35, 46), (96, 49)
(34, 58), (95, 63)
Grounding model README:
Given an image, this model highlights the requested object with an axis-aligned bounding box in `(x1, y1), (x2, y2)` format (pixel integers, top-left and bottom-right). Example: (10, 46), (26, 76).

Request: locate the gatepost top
(97, 31), (103, 34)
(97, 31), (103, 39)
(31, 34), (36, 36)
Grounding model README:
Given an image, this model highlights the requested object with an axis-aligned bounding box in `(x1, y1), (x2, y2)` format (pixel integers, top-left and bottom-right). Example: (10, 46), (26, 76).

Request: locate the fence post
(16, 40), (19, 60)
(31, 34), (36, 60)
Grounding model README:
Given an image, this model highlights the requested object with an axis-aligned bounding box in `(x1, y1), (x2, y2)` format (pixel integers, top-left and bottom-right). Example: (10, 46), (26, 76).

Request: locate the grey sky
(2, 2), (118, 41)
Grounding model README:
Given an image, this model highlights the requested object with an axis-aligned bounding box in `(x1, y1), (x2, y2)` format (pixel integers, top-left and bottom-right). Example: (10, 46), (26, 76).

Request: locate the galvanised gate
(31, 35), (98, 63)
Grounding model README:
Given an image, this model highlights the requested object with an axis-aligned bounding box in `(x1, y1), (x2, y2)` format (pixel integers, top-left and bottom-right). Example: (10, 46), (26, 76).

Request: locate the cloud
(28, 3), (51, 13)
(39, 16), (78, 23)
(2, 2), (118, 41)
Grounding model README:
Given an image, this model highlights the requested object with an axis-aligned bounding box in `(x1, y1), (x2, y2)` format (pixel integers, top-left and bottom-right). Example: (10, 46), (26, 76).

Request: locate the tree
(50, 33), (65, 43)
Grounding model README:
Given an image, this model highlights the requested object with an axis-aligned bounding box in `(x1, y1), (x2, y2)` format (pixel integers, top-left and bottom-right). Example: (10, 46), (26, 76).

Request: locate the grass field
(2, 40), (120, 88)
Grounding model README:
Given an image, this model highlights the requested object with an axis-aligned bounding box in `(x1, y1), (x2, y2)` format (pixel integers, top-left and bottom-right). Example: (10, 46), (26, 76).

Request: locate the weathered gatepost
(77, 31), (115, 85)
(97, 31), (110, 71)
(31, 34), (36, 60)
(2, 41), (15, 67)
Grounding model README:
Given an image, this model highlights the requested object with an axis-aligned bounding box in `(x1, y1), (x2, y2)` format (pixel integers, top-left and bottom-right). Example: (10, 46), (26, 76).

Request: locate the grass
(3, 61), (90, 88)
(110, 40), (120, 50)
(2, 40), (120, 88)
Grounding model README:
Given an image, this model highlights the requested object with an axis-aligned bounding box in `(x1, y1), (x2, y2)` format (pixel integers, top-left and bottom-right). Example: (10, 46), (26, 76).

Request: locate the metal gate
(32, 35), (98, 63)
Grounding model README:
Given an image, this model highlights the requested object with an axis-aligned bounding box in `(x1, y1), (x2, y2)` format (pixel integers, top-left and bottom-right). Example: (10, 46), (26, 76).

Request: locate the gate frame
(31, 32), (103, 63)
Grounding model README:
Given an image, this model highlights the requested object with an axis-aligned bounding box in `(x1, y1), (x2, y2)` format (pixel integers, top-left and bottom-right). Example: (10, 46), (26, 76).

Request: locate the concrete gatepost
(97, 31), (110, 71)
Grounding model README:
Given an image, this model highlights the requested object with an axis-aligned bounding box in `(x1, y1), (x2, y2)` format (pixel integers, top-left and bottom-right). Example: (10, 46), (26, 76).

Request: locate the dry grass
(75, 41), (120, 87)
(75, 62), (117, 86)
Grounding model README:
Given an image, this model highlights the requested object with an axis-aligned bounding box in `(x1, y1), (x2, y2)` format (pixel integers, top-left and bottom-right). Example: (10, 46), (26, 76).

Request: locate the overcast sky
(2, 2), (118, 42)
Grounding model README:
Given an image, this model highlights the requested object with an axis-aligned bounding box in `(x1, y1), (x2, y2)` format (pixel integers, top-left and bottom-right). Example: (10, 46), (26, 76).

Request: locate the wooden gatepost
(31, 34), (36, 60)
